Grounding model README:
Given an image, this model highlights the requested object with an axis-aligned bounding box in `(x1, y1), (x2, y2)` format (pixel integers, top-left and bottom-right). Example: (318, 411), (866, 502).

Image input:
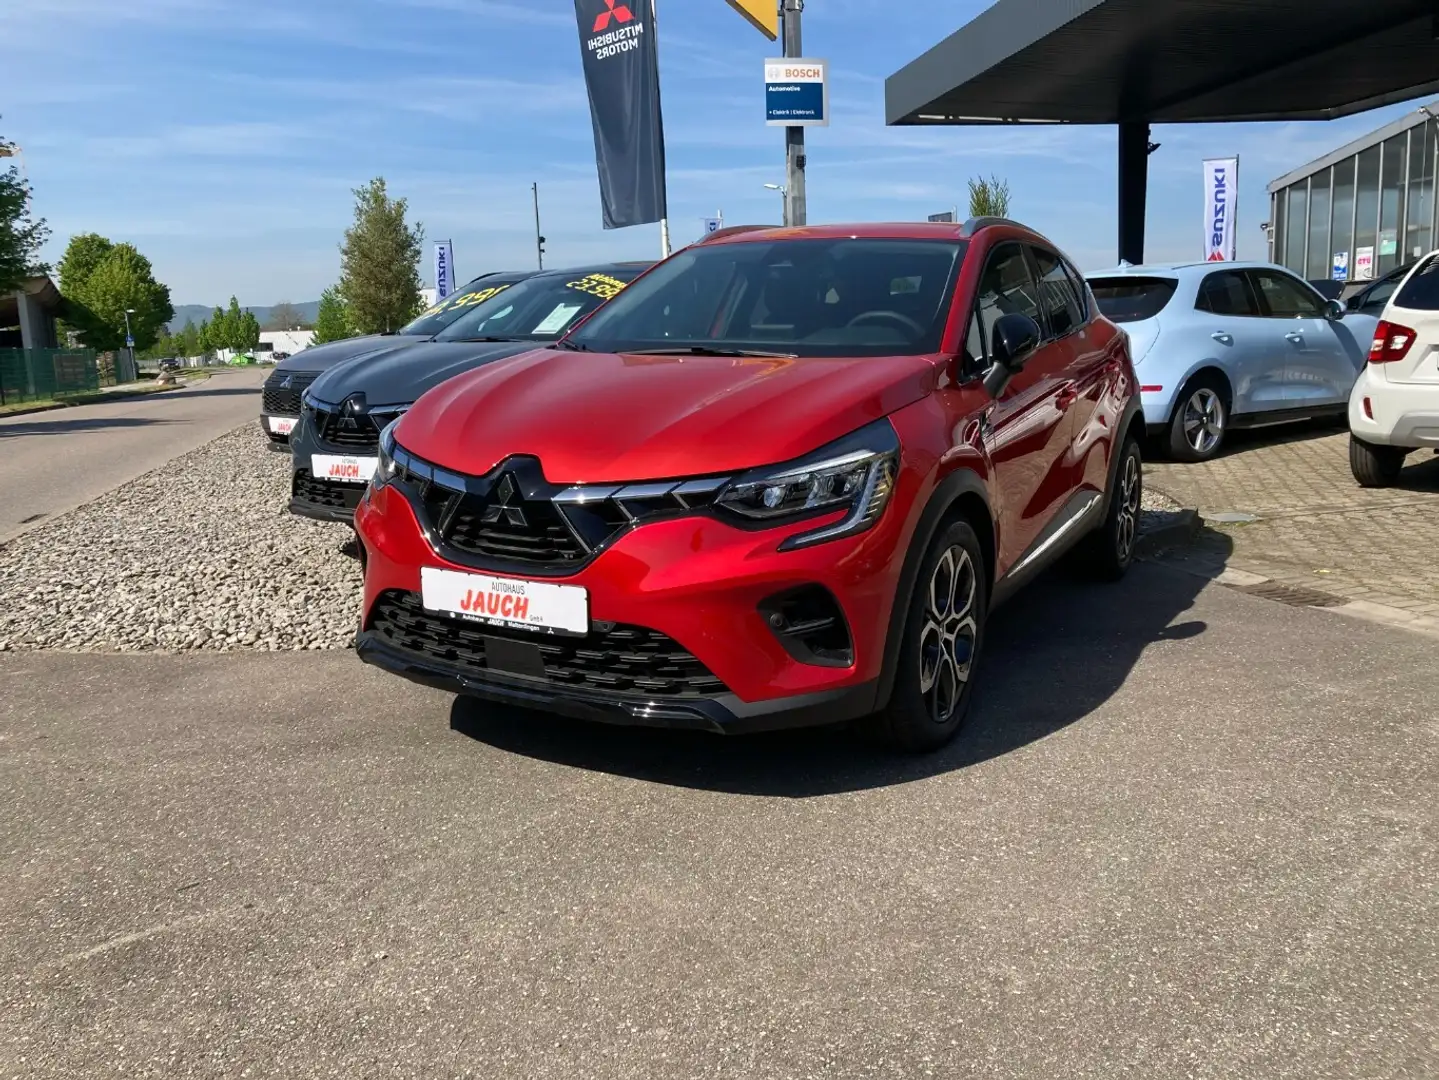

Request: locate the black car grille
(292, 468), (366, 513)
(262, 370), (318, 416)
(309, 405), (401, 452)
(367, 590), (728, 698)
(392, 453), (729, 573)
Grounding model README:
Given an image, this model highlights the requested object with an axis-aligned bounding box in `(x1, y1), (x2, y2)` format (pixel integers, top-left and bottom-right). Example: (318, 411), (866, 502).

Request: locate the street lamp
(123, 308), (136, 381)
(764, 182), (788, 225)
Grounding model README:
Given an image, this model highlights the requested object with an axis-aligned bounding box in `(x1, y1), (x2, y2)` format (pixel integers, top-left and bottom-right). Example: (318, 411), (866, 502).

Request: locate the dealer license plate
(267, 416), (296, 435)
(420, 566), (589, 635)
(311, 453), (378, 485)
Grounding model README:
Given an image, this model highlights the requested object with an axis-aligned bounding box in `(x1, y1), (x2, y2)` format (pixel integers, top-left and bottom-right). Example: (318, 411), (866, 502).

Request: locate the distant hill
(167, 301), (321, 332)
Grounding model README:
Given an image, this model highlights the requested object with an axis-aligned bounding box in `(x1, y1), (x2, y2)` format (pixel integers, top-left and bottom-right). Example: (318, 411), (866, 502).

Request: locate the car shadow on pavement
(448, 556), (1224, 797)
(0, 417), (181, 438)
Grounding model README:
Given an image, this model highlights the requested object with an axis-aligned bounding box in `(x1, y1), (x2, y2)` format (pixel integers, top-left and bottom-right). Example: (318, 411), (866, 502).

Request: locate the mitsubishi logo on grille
(481, 473), (527, 528)
(279, 374), (293, 390)
(339, 393), (367, 430)
(593, 0), (633, 32)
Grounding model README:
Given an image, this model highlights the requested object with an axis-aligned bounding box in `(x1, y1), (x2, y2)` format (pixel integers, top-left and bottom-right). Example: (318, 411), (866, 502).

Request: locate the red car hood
(395, 348), (939, 482)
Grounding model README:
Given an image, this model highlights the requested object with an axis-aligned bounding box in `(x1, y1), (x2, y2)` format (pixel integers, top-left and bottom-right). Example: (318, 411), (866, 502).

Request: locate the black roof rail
(959, 216), (1025, 237)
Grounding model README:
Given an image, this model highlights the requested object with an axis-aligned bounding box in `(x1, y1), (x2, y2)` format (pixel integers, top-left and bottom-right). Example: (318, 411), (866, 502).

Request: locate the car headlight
(716, 419), (900, 550)
(373, 418), (401, 488)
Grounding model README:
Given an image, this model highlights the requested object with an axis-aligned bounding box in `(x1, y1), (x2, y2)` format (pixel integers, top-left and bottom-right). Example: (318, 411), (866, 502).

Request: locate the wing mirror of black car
(1324, 299), (1345, 321)
(982, 313), (1042, 398)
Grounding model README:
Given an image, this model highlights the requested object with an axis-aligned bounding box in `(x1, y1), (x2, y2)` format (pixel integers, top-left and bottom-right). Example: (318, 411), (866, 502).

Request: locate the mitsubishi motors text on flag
(1203, 158), (1239, 262)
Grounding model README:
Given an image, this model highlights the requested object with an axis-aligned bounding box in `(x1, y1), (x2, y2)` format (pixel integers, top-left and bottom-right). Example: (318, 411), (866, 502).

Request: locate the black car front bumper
(354, 631), (878, 735)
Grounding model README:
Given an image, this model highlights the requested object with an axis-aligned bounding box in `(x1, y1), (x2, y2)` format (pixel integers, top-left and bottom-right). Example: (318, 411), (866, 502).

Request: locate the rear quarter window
(1393, 256), (1439, 310)
(1088, 277), (1178, 323)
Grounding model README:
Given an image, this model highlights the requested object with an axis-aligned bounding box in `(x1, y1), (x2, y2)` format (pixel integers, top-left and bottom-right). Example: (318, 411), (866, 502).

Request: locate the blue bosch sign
(765, 59), (828, 127)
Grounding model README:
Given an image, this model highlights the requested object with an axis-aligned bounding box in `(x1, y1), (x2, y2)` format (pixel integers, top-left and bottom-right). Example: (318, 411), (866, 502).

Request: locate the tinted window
(1393, 254), (1439, 310)
(1089, 276), (1178, 322)
(436, 268), (641, 342)
(1197, 271), (1260, 317)
(565, 239), (965, 358)
(402, 276), (525, 336)
(1031, 247), (1085, 337)
(962, 311), (986, 377)
(1250, 270), (1325, 318)
(972, 243), (1041, 358)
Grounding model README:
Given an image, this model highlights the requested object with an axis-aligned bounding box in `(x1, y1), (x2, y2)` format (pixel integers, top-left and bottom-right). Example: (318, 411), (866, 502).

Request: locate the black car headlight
(716, 419), (900, 550)
(373, 418), (401, 488)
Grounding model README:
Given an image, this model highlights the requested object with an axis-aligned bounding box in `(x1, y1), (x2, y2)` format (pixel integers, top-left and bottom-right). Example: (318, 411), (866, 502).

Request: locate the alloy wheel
(1116, 452), (1141, 563)
(918, 545), (978, 725)
(1182, 388), (1224, 455)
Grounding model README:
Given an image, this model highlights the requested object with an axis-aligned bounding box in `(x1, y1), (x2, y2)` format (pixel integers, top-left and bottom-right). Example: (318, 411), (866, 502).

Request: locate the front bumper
(355, 631), (877, 734)
(287, 411), (378, 523)
(353, 474), (913, 729)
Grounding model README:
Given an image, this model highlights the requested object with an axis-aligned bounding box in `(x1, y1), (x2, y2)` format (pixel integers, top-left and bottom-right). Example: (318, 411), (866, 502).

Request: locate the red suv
(354, 221), (1143, 751)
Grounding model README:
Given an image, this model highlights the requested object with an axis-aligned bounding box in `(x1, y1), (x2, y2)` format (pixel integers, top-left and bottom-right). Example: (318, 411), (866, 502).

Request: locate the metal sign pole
(783, 0), (806, 227)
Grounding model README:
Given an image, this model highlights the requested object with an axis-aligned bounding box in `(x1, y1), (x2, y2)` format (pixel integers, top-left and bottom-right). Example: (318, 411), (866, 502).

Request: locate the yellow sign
(725, 0), (777, 40)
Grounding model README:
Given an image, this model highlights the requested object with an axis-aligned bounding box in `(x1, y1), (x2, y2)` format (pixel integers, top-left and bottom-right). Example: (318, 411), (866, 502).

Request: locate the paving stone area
(1146, 423), (1439, 613)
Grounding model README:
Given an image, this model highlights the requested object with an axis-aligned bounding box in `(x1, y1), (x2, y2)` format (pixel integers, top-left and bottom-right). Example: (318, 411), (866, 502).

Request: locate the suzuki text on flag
(1203, 158), (1239, 262)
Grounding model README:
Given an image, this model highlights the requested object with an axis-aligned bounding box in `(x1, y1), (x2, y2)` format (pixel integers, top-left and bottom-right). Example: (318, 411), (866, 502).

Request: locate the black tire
(1349, 435), (1406, 487)
(1167, 373), (1230, 462)
(1073, 434), (1143, 581)
(864, 519), (988, 753)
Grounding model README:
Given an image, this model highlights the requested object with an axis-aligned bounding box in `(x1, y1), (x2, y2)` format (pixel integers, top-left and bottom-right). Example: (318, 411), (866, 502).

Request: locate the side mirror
(982, 313), (1042, 398)
(1324, 298), (1345, 321)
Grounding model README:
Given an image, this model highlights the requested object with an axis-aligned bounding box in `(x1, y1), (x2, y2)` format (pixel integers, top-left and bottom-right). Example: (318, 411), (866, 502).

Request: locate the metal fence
(0, 348), (102, 405)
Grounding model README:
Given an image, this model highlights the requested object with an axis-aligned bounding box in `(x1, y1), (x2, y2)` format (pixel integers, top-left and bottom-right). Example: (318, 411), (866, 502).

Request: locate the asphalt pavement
(0, 368), (267, 543)
(2, 563), (1433, 1079)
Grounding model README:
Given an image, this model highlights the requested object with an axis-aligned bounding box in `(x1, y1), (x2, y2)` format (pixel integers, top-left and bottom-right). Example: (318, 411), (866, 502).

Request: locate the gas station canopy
(884, 0), (1439, 262)
(886, 0), (1439, 126)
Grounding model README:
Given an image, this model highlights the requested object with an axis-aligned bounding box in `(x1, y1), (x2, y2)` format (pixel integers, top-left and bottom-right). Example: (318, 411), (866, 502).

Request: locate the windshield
(563, 238), (966, 357)
(434, 268), (640, 342)
(400, 275), (528, 336)
(1088, 277), (1178, 323)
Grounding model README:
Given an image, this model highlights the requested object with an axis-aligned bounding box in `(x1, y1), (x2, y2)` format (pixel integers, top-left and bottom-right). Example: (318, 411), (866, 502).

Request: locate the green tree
(0, 128), (50, 293)
(338, 177), (424, 334)
(312, 285), (353, 344)
(967, 175), (1012, 219)
(174, 318), (200, 358)
(238, 309), (261, 354)
(221, 296), (247, 352)
(61, 241), (174, 351)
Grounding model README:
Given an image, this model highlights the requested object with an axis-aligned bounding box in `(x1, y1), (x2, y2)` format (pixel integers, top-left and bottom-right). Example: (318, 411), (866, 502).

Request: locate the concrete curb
(1135, 509), (1203, 559)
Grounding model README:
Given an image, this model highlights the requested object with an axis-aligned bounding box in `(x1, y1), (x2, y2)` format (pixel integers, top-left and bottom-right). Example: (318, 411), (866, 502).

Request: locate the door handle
(1285, 331), (1304, 343)
(1211, 332), (1233, 344)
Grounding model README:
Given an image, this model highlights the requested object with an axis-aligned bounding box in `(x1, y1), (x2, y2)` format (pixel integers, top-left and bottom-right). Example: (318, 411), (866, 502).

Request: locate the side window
(1030, 247), (1085, 338)
(1062, 259), (1090, 321)
(1196, 271), (1260, 317)
(1358, 277), (1400, 312)
(1249, 270), (1325, 318)
(973, 243), (1042, 359)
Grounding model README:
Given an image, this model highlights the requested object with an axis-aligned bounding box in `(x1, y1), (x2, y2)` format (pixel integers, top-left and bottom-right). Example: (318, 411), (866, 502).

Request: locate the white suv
(1348, 253), (1439, 486)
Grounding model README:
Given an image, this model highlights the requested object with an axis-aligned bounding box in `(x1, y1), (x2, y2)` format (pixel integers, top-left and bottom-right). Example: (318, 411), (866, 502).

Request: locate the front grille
(423, 484), (588, 564)
(390, 452), (730, 573)
(292, 468), (365, 513)
(367, 590), (728, 698)
(310, 405), (399, 452)
(262, 370), (319, 416)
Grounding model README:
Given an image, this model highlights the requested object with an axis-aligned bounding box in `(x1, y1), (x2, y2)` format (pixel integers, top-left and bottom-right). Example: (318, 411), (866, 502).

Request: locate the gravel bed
(0, 425), (362, 652)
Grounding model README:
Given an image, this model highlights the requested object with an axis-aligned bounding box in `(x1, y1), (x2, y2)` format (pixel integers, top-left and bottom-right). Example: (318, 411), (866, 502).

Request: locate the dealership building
(1268, 102), (1438, 284)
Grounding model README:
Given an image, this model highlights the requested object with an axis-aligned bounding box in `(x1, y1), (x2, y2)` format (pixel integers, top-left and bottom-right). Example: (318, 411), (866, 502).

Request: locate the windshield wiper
(454, 335), (523, 343)
(625, 346), (798, 359)
(554, 340), (591, 351)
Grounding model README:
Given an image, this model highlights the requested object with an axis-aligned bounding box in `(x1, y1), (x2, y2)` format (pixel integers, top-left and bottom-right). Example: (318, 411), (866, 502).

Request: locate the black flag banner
(574, 0), (669, 230)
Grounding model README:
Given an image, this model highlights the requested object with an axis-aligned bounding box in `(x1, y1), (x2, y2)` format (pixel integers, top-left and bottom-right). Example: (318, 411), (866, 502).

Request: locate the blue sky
(2, 0), (1431, 306)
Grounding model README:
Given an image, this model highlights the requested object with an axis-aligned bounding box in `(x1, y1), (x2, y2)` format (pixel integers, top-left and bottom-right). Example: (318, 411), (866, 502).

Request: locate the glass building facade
(1269, 103), (1437, 283)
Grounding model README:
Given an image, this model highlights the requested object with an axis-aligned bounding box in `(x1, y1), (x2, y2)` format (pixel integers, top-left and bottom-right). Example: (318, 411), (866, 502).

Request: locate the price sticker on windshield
(565, 273), (628, 301)
(448, 284), (511, 310)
